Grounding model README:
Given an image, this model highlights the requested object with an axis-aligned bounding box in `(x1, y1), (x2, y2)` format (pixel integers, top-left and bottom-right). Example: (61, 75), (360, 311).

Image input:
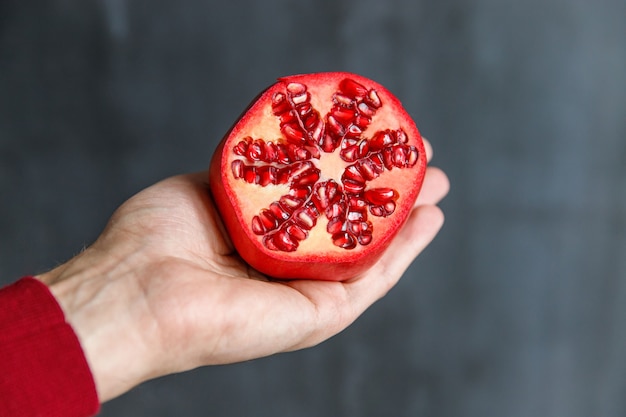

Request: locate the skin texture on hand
(37, 139), (449, 403)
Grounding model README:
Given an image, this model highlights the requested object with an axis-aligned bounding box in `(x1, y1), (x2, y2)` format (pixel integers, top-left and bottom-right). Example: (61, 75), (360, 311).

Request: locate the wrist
(37, 245), (162, 402)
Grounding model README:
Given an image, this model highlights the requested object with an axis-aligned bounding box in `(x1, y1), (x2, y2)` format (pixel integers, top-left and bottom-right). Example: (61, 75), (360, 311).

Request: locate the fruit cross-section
(230, 77), (420, 253)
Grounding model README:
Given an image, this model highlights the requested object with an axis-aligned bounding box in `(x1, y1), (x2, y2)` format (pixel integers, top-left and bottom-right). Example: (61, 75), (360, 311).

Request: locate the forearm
(37, 246), (160, 403)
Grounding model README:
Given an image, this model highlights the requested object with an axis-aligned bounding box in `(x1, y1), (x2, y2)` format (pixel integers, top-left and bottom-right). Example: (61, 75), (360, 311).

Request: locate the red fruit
(209, 72), (427, 281)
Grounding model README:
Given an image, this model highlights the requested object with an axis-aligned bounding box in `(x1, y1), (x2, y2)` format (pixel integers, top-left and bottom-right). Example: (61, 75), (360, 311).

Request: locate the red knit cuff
(0, 277), (100, 417)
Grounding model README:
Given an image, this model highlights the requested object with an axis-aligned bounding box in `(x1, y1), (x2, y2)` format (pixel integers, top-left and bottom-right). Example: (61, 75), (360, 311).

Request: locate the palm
(95, 162), (447, 373)
(96, 172), (342, 367)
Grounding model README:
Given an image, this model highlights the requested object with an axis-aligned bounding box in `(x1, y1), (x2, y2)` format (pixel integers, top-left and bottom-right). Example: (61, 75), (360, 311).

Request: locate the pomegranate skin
(209, 72), (427, 281)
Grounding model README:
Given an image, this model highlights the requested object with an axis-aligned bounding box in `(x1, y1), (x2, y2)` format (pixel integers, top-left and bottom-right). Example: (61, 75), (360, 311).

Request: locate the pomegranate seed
(263, 142), (277, 162)
(407, 146), (419, 166)
(287, 144), (309, 161)
(310, 119), (325, 144)
(272, 93), (285, 106)
(272, 230), (298, 252)
(364, 188), (399, 206)
(326, 180), (341, 200)
(252, 140), (267, 160)
(357, 222), (373, 244)
(340, 78), (368, 98)
(276, 167), (291, 183)
(332, 107), (356, 122)
(251, 216), (265, 235)
(358, 233), (372, 245)
(291, 91), (310, 105)
(326, 201), (346, 220)
(347, 210), (364, 222)
(369, 202), (395, 217)
(327, 115), (345, 137)
(332, 231), (357, 249)
(275, 145), (290, 164)
(343, 165), (365, 183)
(319, 133), (337, 152)
(349, 221), (361, 235)
(348, 196), (368, 212)
(367, 154), (385, 174)
(357, 140), (369, 158)
(271, 94), (291, 115)
(286, 222), (308, 241)
(355, 159), (379, 181)
(293, 168), (320, 186)
(343, 178), (365, 194)
(257, 166), (277, 186)
(369, 206), (384, 217)
(231, 160), (244, 179)
(282, 124), (305, 144)
(311, 183), (329, 210)
(233, 139), (248, 156)
(395, 130), (408, 143)
(340, 145), (359, 162)
(269, 201), (290, 220)
(280, 110), (297, 125)
(290, 185), (312, 199)
(365, 89), (382, 108)
(287, 82), (306, 95)
(345, 124), (363, 139)
(298, 103), (313, 117)
(370, 130), (393, 151)
(333, 93), (354, 107)
(312, 180), (340, 212)
(357, 102), (375, 117)
(381, 147), (395, 170)
(272, 92), (285, 105)
(305, 145), (320, 159)
(327, 218), (344, 235)
(393, 145), (407, 167)
(263, 235), (279, 251)
(303, 113), (318, 130)
(280, 194), (304, 210)
(342, 138), (358, 149)
(353, 115), (370, 130)
(243, 166), (258, 183)
(259, 209), (279, 230)
(295, 206), (318, 229)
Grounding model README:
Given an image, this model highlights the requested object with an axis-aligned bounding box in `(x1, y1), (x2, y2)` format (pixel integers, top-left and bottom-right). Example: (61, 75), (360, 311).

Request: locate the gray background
(1, 0), (625, 416)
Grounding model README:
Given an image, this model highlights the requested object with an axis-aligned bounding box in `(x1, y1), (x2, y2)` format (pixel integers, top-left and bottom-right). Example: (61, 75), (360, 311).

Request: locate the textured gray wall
(1, 0), (625, 416)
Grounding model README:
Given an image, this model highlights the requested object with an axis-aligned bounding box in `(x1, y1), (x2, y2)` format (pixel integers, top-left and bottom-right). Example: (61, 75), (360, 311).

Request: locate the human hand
(37, 139), (449, 402)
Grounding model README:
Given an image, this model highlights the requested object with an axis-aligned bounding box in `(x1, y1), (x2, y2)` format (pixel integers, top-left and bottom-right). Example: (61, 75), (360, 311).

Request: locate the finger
(422, 137), (433, 163)
(415, 166), (450, 207)
(182, 170), (210, 185)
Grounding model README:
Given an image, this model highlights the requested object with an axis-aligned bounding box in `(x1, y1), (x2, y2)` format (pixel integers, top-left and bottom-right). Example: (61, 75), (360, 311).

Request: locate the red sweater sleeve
(0, 277), (100, 417)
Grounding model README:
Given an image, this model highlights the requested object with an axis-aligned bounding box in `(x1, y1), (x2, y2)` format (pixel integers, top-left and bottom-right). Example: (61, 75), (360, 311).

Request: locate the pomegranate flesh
(209, 72), (427, 280)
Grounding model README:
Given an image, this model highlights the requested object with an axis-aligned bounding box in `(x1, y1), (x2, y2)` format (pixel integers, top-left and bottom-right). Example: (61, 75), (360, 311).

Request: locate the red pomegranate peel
(209, 72), (426, 281)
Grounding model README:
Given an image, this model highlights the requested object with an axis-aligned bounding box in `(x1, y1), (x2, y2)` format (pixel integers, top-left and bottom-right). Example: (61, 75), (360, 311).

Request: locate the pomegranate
(209, 72), (427, 281)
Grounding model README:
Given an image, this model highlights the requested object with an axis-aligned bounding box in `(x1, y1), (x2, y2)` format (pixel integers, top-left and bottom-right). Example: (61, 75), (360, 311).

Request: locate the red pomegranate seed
(365, 89), (382, 108)
(286, 223), (308, 241)
(327, 217), (344, 235)
(272, 230), (298, 252)
(340, 78), (368, 98)
(364, 188), (399, 206)
(332, 231), (357, 249)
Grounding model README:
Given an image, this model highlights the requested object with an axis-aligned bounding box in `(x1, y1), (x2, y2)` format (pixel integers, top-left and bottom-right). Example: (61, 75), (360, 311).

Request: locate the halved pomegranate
(209, 72), (427, 281)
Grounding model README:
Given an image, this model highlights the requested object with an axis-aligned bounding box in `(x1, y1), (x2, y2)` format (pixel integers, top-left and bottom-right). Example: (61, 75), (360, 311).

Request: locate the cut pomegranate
(209, 72), (427, 280)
